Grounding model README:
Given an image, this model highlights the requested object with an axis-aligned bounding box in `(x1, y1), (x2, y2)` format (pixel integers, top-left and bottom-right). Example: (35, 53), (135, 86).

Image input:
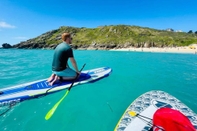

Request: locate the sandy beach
(110, 46), (197, 54)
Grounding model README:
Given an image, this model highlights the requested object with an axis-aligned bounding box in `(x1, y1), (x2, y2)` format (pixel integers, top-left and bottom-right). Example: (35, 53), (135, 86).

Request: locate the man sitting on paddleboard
(48, 33), (80, 85)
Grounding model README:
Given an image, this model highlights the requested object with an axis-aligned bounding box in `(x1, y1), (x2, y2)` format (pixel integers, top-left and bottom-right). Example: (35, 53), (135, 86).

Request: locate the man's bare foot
(49, 75), (59, 86)
(47, 74), (55, 82)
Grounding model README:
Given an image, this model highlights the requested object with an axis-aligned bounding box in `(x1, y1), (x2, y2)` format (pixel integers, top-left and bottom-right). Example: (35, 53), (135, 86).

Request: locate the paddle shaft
(136, 113), (165, 131)
(136, 114), (152, 120)
(45, 64), (86, 120)
(67, 63), (86, 91)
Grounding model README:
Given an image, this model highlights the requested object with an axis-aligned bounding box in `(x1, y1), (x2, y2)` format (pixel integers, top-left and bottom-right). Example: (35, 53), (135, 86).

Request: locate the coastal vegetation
(7, 25), (197, 49)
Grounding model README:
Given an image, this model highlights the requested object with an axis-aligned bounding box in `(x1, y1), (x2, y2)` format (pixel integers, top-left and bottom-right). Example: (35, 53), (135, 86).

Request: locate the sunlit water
(0, 49), (197, 131)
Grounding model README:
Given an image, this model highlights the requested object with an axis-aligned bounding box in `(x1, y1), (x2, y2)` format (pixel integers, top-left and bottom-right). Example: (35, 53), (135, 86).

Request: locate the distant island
(2, 25), (197, 50)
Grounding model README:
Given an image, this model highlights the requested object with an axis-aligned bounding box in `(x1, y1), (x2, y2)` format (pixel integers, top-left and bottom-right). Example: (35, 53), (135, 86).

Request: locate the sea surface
(0, 49), (197, 131)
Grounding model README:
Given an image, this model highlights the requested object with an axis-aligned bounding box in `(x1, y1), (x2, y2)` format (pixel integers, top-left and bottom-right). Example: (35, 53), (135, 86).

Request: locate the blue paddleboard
(0, 67), (112, 106)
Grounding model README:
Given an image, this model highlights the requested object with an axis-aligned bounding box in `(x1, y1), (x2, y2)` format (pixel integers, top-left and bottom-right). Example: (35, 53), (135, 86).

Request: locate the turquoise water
(0, 49), (197, 131)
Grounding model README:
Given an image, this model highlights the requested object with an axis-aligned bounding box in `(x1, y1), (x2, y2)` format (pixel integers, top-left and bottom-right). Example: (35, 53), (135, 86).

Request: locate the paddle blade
(45, 103), (59, 120)
(45, 90), (69, 120)
(128, 111), (137, 117)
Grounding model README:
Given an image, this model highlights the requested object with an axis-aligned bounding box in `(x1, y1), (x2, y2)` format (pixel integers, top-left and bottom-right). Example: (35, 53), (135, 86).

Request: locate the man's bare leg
(49, 75), (59, 86)
(61, 73), (79, 81)
(47, 74), (55, 82)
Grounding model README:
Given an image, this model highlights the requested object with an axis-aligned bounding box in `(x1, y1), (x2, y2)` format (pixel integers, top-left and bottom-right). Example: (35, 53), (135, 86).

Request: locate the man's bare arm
(69, 57), (79, 73)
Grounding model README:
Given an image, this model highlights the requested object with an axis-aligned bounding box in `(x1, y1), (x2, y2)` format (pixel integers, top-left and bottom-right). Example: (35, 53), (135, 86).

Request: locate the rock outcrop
(2, 43), (12, 49)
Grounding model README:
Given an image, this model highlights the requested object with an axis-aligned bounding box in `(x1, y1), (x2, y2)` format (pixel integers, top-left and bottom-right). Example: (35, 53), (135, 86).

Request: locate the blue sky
(0, 0), (197, 45)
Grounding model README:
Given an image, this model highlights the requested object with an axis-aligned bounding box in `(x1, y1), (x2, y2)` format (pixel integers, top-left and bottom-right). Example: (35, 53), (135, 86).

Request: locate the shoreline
(1, 46), (197, 54)
(110, 47), (197, 54)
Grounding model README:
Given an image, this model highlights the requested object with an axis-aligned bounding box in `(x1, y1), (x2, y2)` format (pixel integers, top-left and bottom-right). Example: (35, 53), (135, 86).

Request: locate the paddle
(128, 111), (165, 131)
(128, 111), (152, 120)
(45, 64), (86, 120)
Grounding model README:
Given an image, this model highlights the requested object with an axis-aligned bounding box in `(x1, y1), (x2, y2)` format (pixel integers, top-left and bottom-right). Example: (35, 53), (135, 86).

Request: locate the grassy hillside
(15, 25), (197, 48)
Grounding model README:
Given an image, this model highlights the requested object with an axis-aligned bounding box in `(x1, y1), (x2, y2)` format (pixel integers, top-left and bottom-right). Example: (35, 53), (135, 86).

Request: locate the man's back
(52, 42), (73, 71)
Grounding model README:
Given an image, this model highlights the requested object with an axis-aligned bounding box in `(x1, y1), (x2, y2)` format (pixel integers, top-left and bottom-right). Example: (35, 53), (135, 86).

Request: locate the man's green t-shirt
(52, 42), (73, 71)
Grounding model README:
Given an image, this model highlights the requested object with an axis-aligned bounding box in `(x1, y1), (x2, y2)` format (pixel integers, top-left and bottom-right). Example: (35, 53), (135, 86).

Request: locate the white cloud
(0, 21), (16, 28)
(13, 36), (28, 40)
